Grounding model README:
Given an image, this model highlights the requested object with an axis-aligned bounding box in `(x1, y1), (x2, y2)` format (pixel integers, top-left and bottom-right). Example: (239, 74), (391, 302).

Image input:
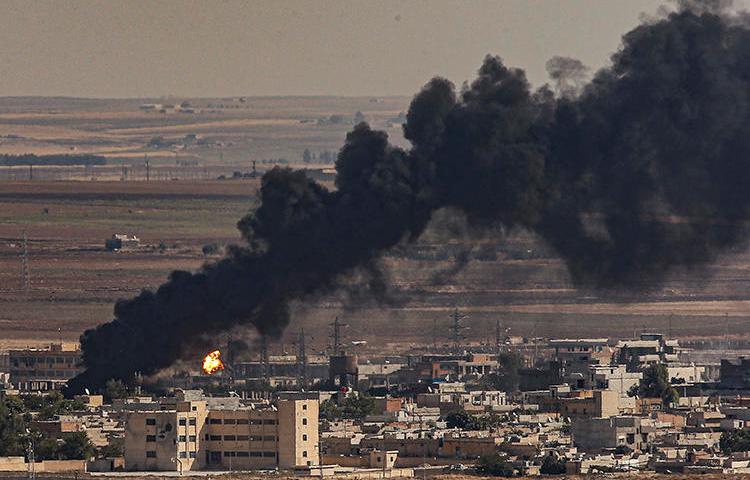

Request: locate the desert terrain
(1, 97), (750, 356)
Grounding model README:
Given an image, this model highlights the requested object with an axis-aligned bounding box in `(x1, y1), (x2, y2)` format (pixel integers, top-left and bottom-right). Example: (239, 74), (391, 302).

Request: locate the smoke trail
(66, 1), (750, 394)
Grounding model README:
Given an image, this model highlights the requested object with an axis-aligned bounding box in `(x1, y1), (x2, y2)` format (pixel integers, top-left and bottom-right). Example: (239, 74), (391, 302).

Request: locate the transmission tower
(329, 316), (348, 355)
(449, 308), (468, 351)
(21, 232), (30, 291)
(296, 329), (308, 390)
(259, 335), (269, 386)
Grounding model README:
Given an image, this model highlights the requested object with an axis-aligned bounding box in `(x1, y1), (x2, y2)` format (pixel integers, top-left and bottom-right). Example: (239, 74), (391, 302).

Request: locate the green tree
(446, 411), (475, 430)
(476, 452), (515, 476)
(540, 455), (566, 474)
(638, 364), (679, 406)
(342, 395), (375, 420)
(482, 352), (522, 393)
(57, 432), (95, 460)
(0, 397), (26, 456)
(104, 379), (129, 402)
(98, 438), (124, 458)
(721, 430), (750, 453)
(320, 399), (342, 421)
(36, 436), (61, 460)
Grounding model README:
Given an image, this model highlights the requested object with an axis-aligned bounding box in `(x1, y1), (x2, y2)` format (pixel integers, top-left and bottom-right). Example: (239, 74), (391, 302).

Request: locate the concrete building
(589, 365), (642, 399)
(720, 357), (750, 389)
(124, 392), (319, 472)
(8, 343), (82, 391)
(535, 390), (619, 419)
(549, 339), (612, 385)
(617, 333), (680, 369)
(571, 416), (655, 452)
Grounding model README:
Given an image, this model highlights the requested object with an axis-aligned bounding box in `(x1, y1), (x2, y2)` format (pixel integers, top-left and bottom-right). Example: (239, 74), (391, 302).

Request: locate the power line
(296, 329), (308, 390)
(21, 232), (30, 291)
(329, 316), (348, 355)
(449, 308), (468, 351)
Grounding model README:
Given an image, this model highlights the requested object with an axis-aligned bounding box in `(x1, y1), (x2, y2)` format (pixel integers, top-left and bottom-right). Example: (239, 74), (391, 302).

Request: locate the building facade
(124, 392), (319, 472)
(8, 343), (82, 391)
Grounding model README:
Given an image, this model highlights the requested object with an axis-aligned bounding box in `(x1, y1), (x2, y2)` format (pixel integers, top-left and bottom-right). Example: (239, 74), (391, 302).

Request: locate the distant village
(4, 323), (750, 476)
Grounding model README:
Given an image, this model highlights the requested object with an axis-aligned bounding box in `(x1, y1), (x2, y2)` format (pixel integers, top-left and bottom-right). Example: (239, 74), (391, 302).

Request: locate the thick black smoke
(66, 2), (750, 394)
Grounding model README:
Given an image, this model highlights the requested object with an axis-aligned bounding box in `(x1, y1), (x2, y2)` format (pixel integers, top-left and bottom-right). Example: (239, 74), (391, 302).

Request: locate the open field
(2, 179), (750, 354)
(2, 97), (750, 354)
(0, 96), (411, 175)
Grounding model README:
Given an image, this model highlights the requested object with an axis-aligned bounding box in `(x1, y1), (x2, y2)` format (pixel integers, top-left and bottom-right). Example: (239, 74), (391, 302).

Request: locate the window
(209, 419), (222, 424)
(146, 418), (156, 426)
(237, 435), (249, 441)
(237, 419), (249, 425)
(250, 452), (263, 457)
(237, 451), (250, 457)
(264, 436), (275, 442)
(224, 435), (236, 441)
(210, 435), (221, 441)
(263, 452), (276, 458)
(224, 419), (236, 424)
(191, 406), (197, 411)
(146, 435), (156, 442)
(249, 419), (262, 425)
(146, 451), (157, 458)
(189, 435), (196, 442)
(302, 418), (307, 426)
(205, 434), (210, 440)
(302, 404), (307, 411)
(178, 435), (186, 442)
(179, 419), (186, 426)
(189, 451), (196, 458)
(179, 451), (187, 458)
(302, 434), (308, 441)
(189, 418), (196, 426)
(262, 419), (276, 425)
(302, 451), (308, 458)
(250, 436), (263, 441)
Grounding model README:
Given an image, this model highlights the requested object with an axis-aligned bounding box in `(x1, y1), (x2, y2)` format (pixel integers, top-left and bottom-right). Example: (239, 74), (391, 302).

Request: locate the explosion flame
(202, 350), (224, 375)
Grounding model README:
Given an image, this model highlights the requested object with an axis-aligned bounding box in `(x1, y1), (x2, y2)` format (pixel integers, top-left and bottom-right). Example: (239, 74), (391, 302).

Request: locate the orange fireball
(202, 350), (225, 375)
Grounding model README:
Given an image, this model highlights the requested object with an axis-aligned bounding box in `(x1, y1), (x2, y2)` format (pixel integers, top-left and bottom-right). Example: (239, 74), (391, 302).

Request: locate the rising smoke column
(67, 1), (750, 394)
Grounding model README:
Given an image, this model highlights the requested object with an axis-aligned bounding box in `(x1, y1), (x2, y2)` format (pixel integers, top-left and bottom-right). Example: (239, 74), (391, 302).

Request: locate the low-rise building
(8, 343), (82, 391)
(123, 391), (319, 472)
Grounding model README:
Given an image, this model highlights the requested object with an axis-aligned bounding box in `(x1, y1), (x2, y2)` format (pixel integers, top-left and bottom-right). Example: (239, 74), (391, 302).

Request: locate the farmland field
(2, 97), (750, 355)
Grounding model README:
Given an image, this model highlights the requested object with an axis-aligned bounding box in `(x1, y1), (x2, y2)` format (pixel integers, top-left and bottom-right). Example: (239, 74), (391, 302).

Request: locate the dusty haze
(0, 0), (663, 98)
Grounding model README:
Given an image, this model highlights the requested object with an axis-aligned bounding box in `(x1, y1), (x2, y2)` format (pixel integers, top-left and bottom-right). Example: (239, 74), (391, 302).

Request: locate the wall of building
(277, 394), (319, 469)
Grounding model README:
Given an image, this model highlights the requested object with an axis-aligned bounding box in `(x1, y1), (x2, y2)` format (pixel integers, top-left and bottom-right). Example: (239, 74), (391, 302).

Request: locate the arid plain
(1, 97), (750, 356)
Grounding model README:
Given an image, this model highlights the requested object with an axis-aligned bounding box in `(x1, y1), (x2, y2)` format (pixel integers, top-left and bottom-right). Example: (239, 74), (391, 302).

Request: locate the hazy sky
(0, 0), (668, 98)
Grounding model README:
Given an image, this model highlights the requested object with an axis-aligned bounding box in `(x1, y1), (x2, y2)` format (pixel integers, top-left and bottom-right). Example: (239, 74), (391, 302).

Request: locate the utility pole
(449, 308), (468, 351)
(495, 318), (503, 354)
(260, 335), (269, 387)
(329, 317), (348, 355)
(296, 329), (308, 390)
(145, 156), (150, 181)
(668, 314), (673, 338)
(21, 232), (30, 291)
(432, 318), (437, 352)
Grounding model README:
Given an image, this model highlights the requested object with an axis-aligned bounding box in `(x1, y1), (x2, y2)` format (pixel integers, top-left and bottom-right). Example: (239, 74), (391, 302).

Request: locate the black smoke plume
(66, 1), (750, 394)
